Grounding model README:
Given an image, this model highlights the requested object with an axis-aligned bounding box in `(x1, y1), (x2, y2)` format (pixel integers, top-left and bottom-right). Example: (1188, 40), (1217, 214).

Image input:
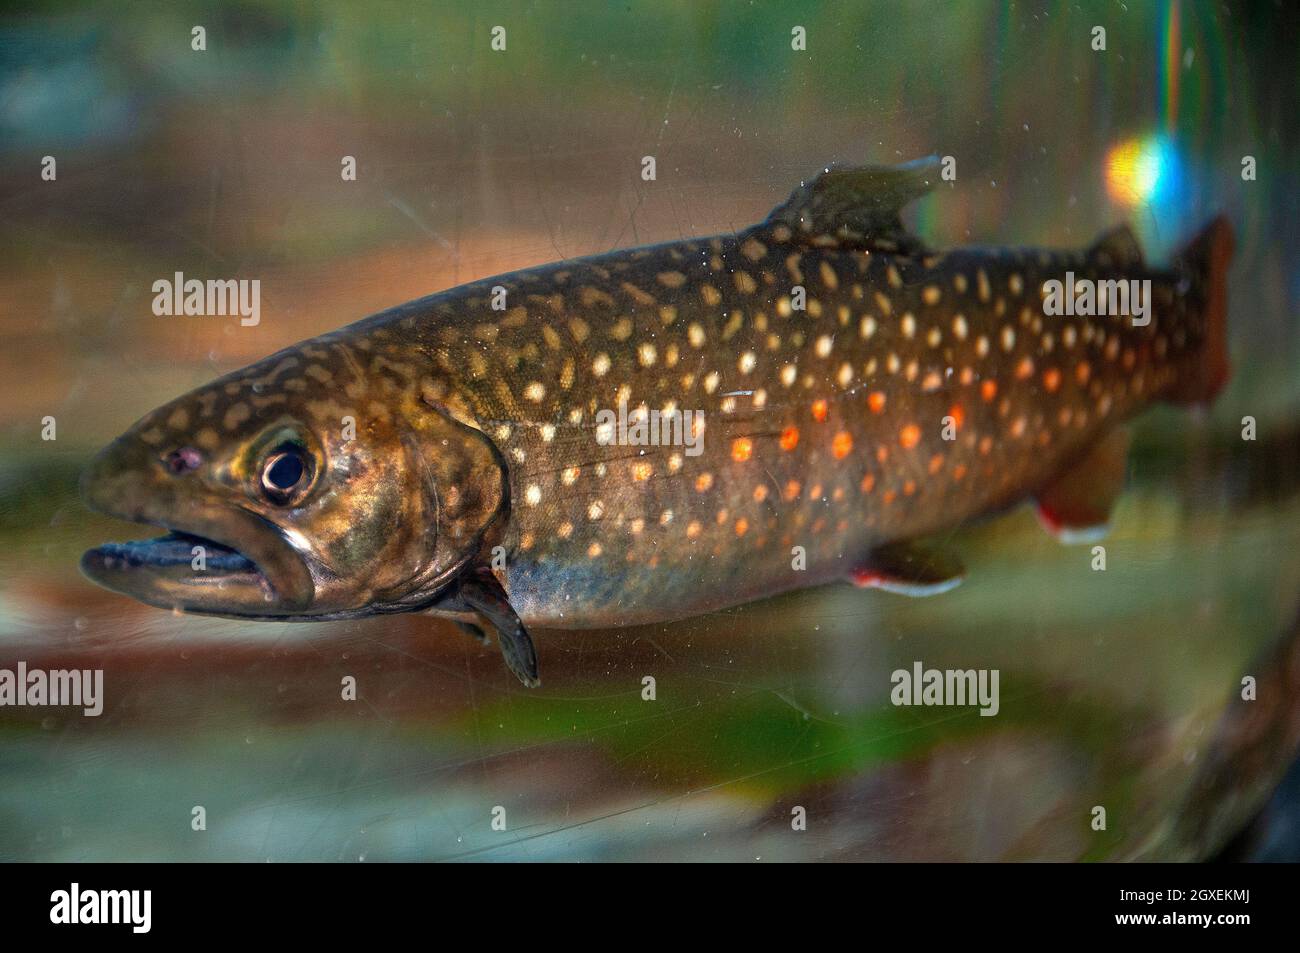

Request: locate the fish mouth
(81, 512), (315, 616)
(79, 461), (316, 617)
(86, 531), (258, 574)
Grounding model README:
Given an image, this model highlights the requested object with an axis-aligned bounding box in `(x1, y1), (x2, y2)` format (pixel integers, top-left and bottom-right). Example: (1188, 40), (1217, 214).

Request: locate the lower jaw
(80, 541), (279, 616)
(88, 531), (256, 573)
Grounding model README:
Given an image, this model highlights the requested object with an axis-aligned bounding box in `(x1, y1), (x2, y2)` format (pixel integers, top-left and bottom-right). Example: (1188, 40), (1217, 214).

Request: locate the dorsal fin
(763, 156), (940, 252)
(1088, 224), (1144, 267)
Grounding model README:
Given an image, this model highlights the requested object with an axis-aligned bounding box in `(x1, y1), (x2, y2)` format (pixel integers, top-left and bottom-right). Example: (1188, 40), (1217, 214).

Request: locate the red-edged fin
(1166, 214), (1234, 406)
(1035, 427), (1131, 543)
(849, 541), (964, 597)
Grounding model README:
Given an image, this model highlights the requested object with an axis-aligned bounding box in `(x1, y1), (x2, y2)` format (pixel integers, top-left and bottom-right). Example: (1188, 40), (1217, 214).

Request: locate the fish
(80, 158), (1234, 686)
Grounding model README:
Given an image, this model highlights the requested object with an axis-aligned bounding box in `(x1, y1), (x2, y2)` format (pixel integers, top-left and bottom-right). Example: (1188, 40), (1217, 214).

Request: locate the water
(0, 0), (1297, 861)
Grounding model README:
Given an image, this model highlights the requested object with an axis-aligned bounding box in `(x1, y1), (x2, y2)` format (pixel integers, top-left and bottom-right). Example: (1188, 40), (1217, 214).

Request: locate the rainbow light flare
(1160, 0), (1182, 135)
(1104, 135), (1182, 209)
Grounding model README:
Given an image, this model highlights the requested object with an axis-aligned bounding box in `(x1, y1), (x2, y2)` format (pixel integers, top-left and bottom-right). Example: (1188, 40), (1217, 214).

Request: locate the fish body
(81, 159), (1233, 684)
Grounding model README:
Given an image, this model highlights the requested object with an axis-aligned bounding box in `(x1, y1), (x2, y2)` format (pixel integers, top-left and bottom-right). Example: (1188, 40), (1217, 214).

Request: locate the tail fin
(1166, 214), (1234, 405)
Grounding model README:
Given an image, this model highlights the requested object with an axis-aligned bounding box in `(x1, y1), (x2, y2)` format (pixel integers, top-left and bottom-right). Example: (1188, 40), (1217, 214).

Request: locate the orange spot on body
(784, 480), (801, 500)
(928, 454), (944, 474)
(1076, 361), (1091, 384)
(876, 446), (889, 463)
(811, 399), (829, 422)
(780, 426), (799, 450)
(903, 480), (916, 496)
(981, 380), (997, 402)
(868, 391), (886, 413)
(1015, 357), (1035, 380)
(734, 518), (749, 537)
(953, 463), (967, 481)
(860, 473), (875, 493)
(947, 404), (965, 429)
(900, 424), (921, 448)
(731, 437), (753, 462)
(1043, 368), (1061, 392)
(832, 431), (853, 459)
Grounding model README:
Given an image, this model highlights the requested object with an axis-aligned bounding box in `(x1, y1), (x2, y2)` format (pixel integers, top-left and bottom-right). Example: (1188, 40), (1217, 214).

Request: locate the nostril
(163, 447), (203, 474)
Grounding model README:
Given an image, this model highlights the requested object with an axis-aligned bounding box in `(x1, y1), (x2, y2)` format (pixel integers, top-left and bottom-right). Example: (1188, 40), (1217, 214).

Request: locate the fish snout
(80, 436), (162, 521)
(79, 431), (317, 616)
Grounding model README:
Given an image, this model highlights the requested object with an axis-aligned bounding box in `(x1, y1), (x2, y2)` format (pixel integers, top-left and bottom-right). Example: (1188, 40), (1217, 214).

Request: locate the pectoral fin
(1035, 427), (1131, 543)
(849, 541), (965, 596)
(452, 619), (490, 646)
(456, 567), (541, 687)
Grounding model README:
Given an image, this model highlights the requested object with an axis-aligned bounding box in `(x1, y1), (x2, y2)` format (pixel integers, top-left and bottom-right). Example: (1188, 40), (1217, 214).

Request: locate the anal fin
(1035, 427), (1131, 543)
(849, 541), (965, 597)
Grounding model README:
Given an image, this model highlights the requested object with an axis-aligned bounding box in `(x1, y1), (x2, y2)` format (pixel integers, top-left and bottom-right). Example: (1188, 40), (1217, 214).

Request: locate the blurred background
(0, 0), (1296, 860)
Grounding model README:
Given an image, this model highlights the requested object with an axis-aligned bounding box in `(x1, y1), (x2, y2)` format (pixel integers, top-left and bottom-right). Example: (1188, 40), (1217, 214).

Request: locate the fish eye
(260, 443), (311, 504)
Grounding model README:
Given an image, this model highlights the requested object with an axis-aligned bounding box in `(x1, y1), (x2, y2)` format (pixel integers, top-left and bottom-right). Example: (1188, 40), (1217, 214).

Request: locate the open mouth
(80, 519), (273, 612)
(88, 531), (258, 574)
(80, 507), (314, 616)
(78, 432), (317, 614)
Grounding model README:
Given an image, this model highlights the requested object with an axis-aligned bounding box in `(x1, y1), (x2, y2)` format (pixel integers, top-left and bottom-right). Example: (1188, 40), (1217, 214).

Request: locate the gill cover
(393, 395), (510, 609)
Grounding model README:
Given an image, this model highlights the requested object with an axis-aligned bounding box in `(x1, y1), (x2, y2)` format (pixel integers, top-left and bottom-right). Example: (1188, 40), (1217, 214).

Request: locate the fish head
(80, 354), (507, 619)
